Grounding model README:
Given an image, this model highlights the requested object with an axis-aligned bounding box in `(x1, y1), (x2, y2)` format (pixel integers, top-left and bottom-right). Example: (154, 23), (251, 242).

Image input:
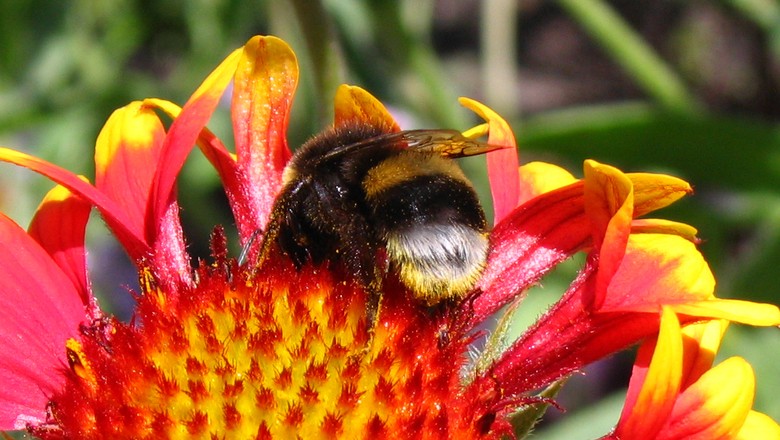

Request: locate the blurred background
(1, 0), (779, 437)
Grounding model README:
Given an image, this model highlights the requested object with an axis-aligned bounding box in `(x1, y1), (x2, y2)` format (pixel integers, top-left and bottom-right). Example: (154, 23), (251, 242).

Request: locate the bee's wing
(320, 129), (506, 161)
(399, 129), (507, 158)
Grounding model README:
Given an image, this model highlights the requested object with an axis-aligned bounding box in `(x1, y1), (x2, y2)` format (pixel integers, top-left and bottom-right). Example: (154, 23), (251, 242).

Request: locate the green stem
(558, 0), (700, 114)
(289, 0), (345, 126)
(480, 0), (520, 120)
(722, 0), (780, 58)
(370, 1), (466, 128)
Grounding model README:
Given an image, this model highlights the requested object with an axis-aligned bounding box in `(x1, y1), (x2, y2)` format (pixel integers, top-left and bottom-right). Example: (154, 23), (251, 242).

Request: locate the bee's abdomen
(363, 153), (488, 304)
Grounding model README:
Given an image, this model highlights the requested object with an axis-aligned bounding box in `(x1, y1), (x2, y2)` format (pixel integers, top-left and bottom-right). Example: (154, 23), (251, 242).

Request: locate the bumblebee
(259, 122), (500, 321)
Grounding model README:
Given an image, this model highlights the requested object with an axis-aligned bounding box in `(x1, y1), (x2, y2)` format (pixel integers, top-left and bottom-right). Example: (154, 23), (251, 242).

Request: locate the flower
(604, 307), (780, 439)
(1, 35), (779, 439)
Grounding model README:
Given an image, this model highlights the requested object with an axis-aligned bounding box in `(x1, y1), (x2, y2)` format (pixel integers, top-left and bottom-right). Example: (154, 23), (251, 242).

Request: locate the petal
(148, 44), (242, 241)
(616, 307), (683, 439)
(93, 101), (191, 288)
(476, 167), (693, 324)
(0, 147), (146, 258)
(459, 97), (520, 224)
(631, 218), (699, 243)
(517, 161), (577, 204)
(333, 84), (399, 131)
(672, 299), (780, 327)
(482, 267), (629, 395)
(736, 411), (780, 440)
(94, 101), (165, 241)
(678, 319), (727, 387)
(145, 98), (236, 167)
(141, 44), (241, 287)
(27, 183), (92, 305)
(231, 35), (298, 239)
(144, 98), (251, 257)
(474, 182), (590, 323)
(603, 233), (715, 311)
(663, 357), (755, 439)
(584, 160), (633, 308)
(627, 172), (692, 217)
(150, 200), (192, 292)
(0, 214), (86, 429)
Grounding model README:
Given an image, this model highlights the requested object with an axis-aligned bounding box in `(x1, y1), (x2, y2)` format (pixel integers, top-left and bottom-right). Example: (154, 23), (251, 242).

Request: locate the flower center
(34, 252), (488, 439)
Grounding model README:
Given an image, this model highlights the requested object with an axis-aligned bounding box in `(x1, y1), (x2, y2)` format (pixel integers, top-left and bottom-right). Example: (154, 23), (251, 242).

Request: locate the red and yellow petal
(143, 98), (250, 253)
(93, 99), (193, 289)
(94, 101), (165, 240)
(663, 357), (755, 439)
(333, 84), (399, 132)
(603, 233), (715, 311)
(231, 35), (298, 239)
(477, 160), (695, 324)
(459, 97), (520, 224)
(27, 183), (92, 305)
(584, 160), (634, 307)
(605, 232), (780, 326)
(137, 43), (243, 288)
(678, 318), (727, 388)
(616, 307), (683, 439)
(613, 310), (765, 440)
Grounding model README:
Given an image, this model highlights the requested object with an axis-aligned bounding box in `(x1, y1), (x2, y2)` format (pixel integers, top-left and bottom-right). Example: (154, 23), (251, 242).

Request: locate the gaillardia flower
(1, 35), (779, 439)
(604, 307), (780, 439)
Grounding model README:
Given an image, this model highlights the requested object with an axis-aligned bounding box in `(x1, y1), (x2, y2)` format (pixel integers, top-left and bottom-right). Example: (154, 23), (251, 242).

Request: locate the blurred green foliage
(1, 0), (779, 436)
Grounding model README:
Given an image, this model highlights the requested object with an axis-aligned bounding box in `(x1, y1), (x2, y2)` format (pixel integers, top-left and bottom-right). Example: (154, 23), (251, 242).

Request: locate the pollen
(34, 247), (492, 439)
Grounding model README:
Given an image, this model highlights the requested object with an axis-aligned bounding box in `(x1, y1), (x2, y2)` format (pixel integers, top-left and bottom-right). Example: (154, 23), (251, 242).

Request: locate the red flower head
(1, 36), (778, 439)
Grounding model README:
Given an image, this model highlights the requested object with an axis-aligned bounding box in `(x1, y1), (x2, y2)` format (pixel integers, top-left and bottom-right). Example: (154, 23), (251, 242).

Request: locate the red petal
(0, 214), (86, 429)
(459, 98), (520, 224)
(147, 45), (241, 242)
(487, 266), (659, 396)
(0, 147), (146, 258)
(143, 98), (247, 249)
(473, 182), (590, 323)
(231, 36), (298, 238)
(27, 184), (92, 305)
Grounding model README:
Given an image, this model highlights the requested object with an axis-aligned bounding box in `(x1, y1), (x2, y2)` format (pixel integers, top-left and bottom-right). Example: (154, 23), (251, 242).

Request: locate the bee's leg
(238, 229), (261, 266)
(254, 188), (308, 271)
(363, 272), (383, 339)
(340, 237), (383, 341)
(320, 207), (382, 338)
